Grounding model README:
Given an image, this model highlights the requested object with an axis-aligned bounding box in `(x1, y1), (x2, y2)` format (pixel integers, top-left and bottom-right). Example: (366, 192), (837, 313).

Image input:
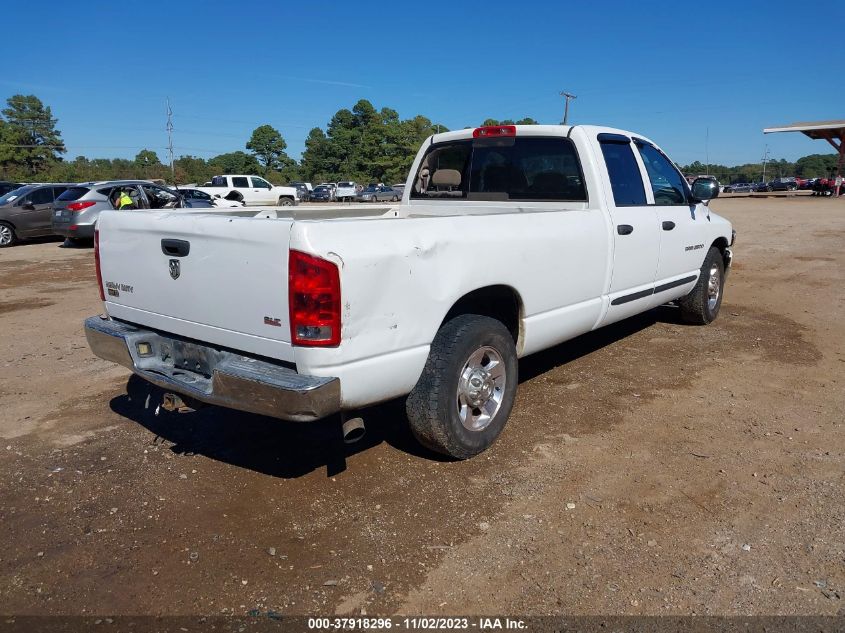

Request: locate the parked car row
(0, 179), (216, 248)
(285, 180), (408, 203)
(724, 178), (805, 193)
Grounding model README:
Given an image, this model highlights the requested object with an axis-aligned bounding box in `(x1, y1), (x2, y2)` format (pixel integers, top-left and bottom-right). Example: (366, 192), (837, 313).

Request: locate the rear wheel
(0, 222), (17, 247)
(406, 314), (518, 459)
(679, 246), (725, 325)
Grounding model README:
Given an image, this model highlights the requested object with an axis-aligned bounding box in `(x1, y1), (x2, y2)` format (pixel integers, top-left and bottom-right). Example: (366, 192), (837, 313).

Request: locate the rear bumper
(53, 221), (95, 239)
(84, 316), (341, 422)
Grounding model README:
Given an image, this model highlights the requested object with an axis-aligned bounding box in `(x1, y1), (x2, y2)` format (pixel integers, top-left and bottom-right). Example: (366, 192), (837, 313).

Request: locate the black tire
(406, 314), (518, 459)
(0, 221), (17, 248)
(679, 246), (725, 325)
(392, 195), (399, 201)
(278, 197), (294, 206)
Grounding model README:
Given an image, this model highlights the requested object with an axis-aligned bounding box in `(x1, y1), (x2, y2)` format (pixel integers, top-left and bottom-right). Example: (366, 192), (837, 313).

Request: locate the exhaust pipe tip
(341, 415), (366, 444)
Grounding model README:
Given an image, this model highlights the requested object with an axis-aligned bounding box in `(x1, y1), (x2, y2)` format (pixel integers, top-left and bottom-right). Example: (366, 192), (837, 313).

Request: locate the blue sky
(1, 0), (841, 167)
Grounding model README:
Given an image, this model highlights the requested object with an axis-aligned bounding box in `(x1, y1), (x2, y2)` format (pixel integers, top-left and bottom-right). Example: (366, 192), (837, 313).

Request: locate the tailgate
(97, 210), (295, 362)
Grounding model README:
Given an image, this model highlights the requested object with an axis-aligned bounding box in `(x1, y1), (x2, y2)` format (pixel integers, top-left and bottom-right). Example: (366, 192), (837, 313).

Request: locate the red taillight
(94, 230), (104, 301)
(66, 201), (96, 211)
(473, 125), (516, 138)
(288, 250), (341, 347)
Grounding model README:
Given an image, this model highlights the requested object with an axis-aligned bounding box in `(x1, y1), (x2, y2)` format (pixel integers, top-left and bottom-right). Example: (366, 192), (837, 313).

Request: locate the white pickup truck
(195, 175), (298, 206)
(85, 124), (734, 459)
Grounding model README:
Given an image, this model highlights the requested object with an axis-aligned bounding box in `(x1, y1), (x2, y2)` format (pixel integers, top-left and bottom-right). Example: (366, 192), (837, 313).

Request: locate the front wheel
(406, 314), (518, 459)
(679, 246), (725, 325)
(0, 222), (17, 248)
(278, 197), (294, 206)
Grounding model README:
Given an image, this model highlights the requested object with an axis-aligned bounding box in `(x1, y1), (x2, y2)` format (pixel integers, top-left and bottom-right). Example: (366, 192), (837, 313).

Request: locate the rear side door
(231, 176), (254, 203)
(635, 140), (707, 293)
(593, 133), (661, 324)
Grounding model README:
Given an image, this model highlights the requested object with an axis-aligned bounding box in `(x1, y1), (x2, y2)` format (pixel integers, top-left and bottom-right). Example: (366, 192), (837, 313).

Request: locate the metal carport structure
(763, 120), (845, 186)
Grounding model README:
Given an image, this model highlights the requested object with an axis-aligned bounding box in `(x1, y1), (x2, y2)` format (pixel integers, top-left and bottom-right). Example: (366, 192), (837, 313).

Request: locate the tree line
(681, 155), (841, 184)
(0, 94), (840, 186)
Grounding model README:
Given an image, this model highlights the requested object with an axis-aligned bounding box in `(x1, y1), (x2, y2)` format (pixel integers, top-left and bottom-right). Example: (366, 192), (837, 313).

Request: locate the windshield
(338, 182), (354, 187)
(0, 186), (34, 205)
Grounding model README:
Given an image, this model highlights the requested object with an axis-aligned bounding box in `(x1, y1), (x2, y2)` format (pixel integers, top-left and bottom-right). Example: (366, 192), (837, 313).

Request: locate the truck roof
(428, 124), (657, 147)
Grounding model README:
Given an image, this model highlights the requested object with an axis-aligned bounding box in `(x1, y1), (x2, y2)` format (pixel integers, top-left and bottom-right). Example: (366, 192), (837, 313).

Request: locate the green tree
(481, 117), (538, 126)
(208, 151), (261, 175)
(246, 124), (291, 174)
(135, 149), (160, 167)
(0, 94), (66, 177)
(173, 155), (211, 185)
(795, 154), (839, 178)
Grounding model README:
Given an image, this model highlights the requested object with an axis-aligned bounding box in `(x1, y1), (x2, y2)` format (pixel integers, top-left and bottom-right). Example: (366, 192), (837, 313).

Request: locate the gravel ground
(0, 195), (843, 617)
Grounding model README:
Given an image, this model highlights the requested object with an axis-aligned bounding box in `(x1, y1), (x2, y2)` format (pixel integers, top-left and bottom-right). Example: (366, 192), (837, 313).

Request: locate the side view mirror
(22, 202), (35, 210)
(690, 177), (719, 203)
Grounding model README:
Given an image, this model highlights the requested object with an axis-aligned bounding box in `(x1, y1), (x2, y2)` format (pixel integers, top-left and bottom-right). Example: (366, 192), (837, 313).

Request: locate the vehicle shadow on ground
(109, 305), (684, 479)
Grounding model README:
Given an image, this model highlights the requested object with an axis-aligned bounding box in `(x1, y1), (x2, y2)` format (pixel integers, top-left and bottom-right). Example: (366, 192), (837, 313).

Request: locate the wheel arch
(711, 236), (730, 269)
(440, 285), (524, 352)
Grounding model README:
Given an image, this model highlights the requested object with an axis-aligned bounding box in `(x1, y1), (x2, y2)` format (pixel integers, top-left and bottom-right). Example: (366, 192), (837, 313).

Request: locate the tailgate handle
(161, 239), (190, 257)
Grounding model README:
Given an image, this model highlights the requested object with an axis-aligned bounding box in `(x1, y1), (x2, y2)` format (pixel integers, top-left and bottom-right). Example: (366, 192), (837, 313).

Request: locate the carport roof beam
(763, 119), (845, 178)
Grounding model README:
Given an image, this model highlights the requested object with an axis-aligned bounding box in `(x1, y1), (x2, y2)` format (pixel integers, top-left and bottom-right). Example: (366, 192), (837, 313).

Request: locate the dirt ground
(0, 195), (843, 617)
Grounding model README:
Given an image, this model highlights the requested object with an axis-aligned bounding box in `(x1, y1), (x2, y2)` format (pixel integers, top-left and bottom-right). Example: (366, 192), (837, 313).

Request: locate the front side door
(15, 187), (57, 236)
(250, 176), (274, 204)
(635, 141), (709, 290)
(593, 134), (661, 325)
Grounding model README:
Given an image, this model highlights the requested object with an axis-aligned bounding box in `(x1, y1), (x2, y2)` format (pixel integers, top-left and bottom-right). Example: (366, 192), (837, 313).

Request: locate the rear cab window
(411, 135), (587, 202)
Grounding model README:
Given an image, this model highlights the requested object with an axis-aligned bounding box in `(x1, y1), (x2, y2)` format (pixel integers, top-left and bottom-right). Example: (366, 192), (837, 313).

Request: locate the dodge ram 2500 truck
(85, 124), (734, 459)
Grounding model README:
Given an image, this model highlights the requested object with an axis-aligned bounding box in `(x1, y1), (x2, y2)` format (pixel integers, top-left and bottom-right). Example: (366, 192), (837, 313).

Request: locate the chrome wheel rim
(707, 262), (721, 311)
(456, 346), (506, 431)
(0, 225), (12, 246)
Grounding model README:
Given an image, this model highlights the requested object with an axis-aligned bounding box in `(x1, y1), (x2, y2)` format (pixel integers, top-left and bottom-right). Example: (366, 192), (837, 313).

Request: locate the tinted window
(470, 137), (586, 201)
(30, 187), (55, 205)
(250, 177), (271, 188)
(232, 177), (249, 187)
(636, 143), (688, 205)
(599, 141), (646, 206)
(0, 186), (33, 205)
(57, 187), (91, 201)
(411, 137), (586, 202)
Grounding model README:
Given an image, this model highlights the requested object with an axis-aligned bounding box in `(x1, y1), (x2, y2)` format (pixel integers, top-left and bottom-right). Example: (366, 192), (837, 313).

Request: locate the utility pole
(166, 97), (175, 182)
(761, 144), (770, 183)
(560, 91), (577, 125)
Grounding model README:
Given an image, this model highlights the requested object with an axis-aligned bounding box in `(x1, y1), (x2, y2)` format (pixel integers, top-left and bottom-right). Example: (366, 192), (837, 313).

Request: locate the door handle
(617, 224), (634, 235)
(662, 221), (676, 231)
(161, 239), (191, 257)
